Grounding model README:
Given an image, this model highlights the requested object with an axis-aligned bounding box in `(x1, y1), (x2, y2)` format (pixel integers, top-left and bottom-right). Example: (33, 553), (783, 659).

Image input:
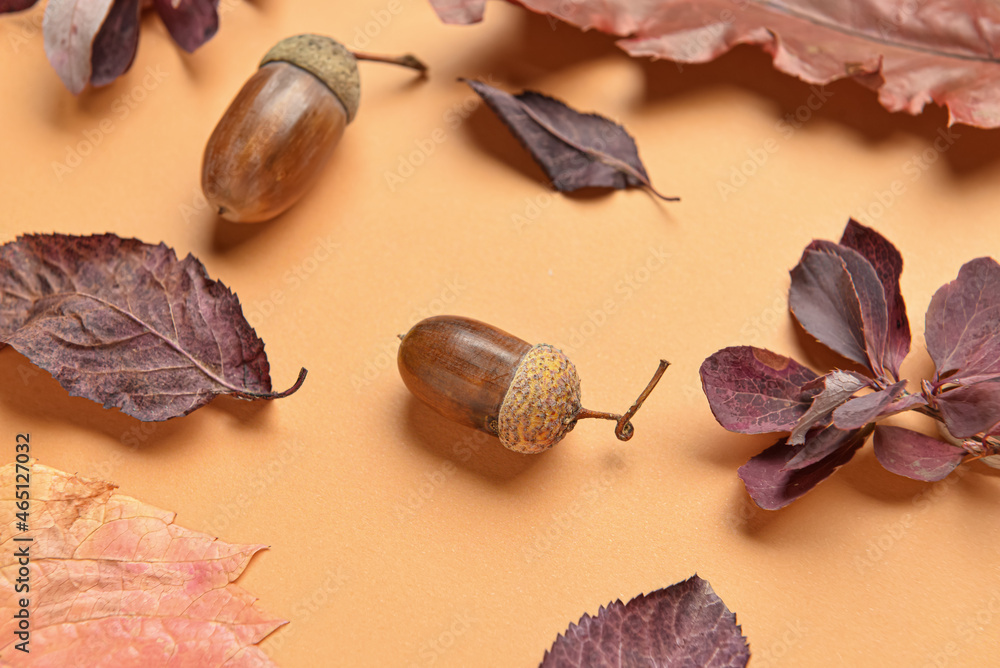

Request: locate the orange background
(2, 1), (1000, 666)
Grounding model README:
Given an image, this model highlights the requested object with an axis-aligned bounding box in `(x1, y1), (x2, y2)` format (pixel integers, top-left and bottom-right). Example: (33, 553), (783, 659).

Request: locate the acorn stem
(575, 360), (670, 441)
(351, 51), (427, 74)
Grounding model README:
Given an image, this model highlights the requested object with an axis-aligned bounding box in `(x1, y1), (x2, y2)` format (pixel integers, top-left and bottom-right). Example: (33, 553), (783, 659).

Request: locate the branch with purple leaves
(701, 219), (1000, 510)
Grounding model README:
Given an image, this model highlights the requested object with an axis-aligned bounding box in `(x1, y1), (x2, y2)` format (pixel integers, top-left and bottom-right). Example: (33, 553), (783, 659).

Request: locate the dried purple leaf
(153, 0), (219, 53)
(831, 380), (909, 430)
(784, 424), (868, 471)
(739, 428), (869, 510)
(90, 0), (142, 88)
(700, 346), (818, 434)
(935, 381), (1000, 439)
(541, 575), (749, 668)
(464, 79), (676, 200)
(0, 0), (39, 11)
(788, 370), (869, 445)
(0, 233), (305, 421)
(873, 426), (965, 481)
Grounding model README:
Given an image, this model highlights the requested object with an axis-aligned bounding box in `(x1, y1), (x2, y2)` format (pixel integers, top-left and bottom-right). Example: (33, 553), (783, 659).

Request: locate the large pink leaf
(430, 0), (1000, 128)
(0, 463), (284, 666)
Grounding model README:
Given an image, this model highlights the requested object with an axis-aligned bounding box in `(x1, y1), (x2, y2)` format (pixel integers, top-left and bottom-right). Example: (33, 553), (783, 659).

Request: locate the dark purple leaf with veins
(935, 381), (1000, 438)
(789, 249), (870, 370)
(541, 575), (749, 668)
(832, 380), (909, 430)
(739, 428), (868, 509)
(700, 346), (818, 434)
(873, 426), (965, 481)
(464, 79), (676, 199)
(785, 424), (869, 471)
(925, 257), (1000, 385)
(839, 220), (910, 379)
(807, 240), (889, 377)
(153, 0), (219, 53)
(0, 234), (305, 421)
(788, 370), (870, 445)
(90, 0), (142, 88)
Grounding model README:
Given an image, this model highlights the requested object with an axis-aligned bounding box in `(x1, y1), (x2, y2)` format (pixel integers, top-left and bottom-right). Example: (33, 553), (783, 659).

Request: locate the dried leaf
(463, 79), (676, 200)
(935, 381), (1000, 438)
(0, 233), (305, 421)
(788, 370), (870, 445)
(838, 220), (910, 380)
(873, 425), (966, 481)
(431, 0), (1000, 128)
(0, 462), (284, 666)
(42, 0), (119, 94)
(0, 0), (39, 11)
(785, 424), (867, 470)
(831, 380), (909, 430)
(739, 428), (868, 510)
(540, 575), (749, 668)
(89, 0), (142, 89)
(152, 0), (219, 53)
(925, 257), (1000, 385)
(700, 346), (818, 434)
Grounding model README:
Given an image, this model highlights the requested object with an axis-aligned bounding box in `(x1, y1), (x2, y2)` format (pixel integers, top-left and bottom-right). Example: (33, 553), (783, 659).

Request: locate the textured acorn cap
(261, 34), (360, 123)
(497, 344), (582, 454)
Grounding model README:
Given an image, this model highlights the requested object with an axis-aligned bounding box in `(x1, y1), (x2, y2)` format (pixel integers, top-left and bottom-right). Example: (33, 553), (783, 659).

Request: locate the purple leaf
(0, 0), (40, 12)
(90, 0), (142, 88)
(700, 346), (818, 434)
(153, 0), (219, 53)
(935, 381), (1000, 438)
(832, 380), (910, 430)
(785, 424), (868, 471)
(839, 220), (910, 379)
(925, 257), (1000, 384)
(43, 0), (117, 94)
(541, 575), (749, 668)
(464, 79), (676, 199)
(788, 370), (869, 445)
(789, 249), (869, 370)
(0, 234), (306, 421)
(739, 429), (868, 510)
(807, 240), (889, 377)
(873, 426), (965, 481)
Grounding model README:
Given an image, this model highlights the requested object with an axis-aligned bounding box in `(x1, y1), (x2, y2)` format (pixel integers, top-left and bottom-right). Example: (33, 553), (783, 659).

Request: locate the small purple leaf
(43, 0), (116, 94)
(789, 249), (870, 370)
(873, 426), (965, 481)
(788, 370), (869, 445)
(90, 0), (142, 88)
(839, 220), (910, 379)
(464, 80), (675, 199)
(832, 380), (909, 430)
(540, 575), (749, 668)
(785, 425), (868, 470)
(925, 257), (1000, 384)
(0, 0), (40, 12)
(807, 239), (889, 377)
(935, 381), (1000, 438)
(153, 0), (219, 53)
(700, 346), (818, 434)
(739, 429), (868, 510)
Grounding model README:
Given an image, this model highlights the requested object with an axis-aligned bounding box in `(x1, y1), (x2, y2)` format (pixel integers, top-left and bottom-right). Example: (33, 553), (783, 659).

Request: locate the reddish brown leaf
(153, 0), (219, 53)
(831, 380), (910, 429)
(90, 0), (142, 88)
(873, 425), (966, 481)
(739, 428), (868, 509)
(464, 79), (676, 199)
(788, 370), (870, 445)
(0, 462), (284, 666)
(935, 381), (1000, 438)
(432, 0), (1000, 128)
(541, 575), (749, 668)
(0, 233), (305, 421)
(0, 0), (39, 11)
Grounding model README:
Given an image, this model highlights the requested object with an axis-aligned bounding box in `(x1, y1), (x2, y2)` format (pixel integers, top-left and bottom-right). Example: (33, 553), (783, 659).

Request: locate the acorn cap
(261, 34), (360, 123)
(497, 344), (582, 454)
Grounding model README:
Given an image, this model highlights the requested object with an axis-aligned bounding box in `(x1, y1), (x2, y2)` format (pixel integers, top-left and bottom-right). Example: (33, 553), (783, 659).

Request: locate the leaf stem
(575, 360), (670, 441)
(351, 51), (427, 74)
(233, 367), (308, 400)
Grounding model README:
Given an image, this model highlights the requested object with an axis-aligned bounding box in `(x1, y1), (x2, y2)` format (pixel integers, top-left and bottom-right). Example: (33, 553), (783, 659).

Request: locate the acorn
(202, 35), (426, 223)
(398, 315), (669, 453)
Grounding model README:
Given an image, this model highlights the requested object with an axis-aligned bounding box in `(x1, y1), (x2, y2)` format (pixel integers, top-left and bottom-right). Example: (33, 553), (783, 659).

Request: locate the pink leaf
(43, 0), (118, 94)
(0, 463), (284, 666)
(430, 0), (1000, 128)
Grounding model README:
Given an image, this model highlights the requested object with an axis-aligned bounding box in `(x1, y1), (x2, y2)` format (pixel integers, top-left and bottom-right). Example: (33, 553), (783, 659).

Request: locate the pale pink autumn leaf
(0, 462), (284, 667)
(430, 0), (1000, 128)
(43, 0), (119, 94)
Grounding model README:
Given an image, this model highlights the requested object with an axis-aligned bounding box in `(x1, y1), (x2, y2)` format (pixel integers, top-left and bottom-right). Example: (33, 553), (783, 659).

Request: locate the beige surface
(2, 1), (999, 666)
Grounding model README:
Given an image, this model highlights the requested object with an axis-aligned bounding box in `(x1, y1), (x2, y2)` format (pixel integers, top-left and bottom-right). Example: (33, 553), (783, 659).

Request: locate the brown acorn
(202, 35), (425, 223)
(397, 315), (669, 454)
